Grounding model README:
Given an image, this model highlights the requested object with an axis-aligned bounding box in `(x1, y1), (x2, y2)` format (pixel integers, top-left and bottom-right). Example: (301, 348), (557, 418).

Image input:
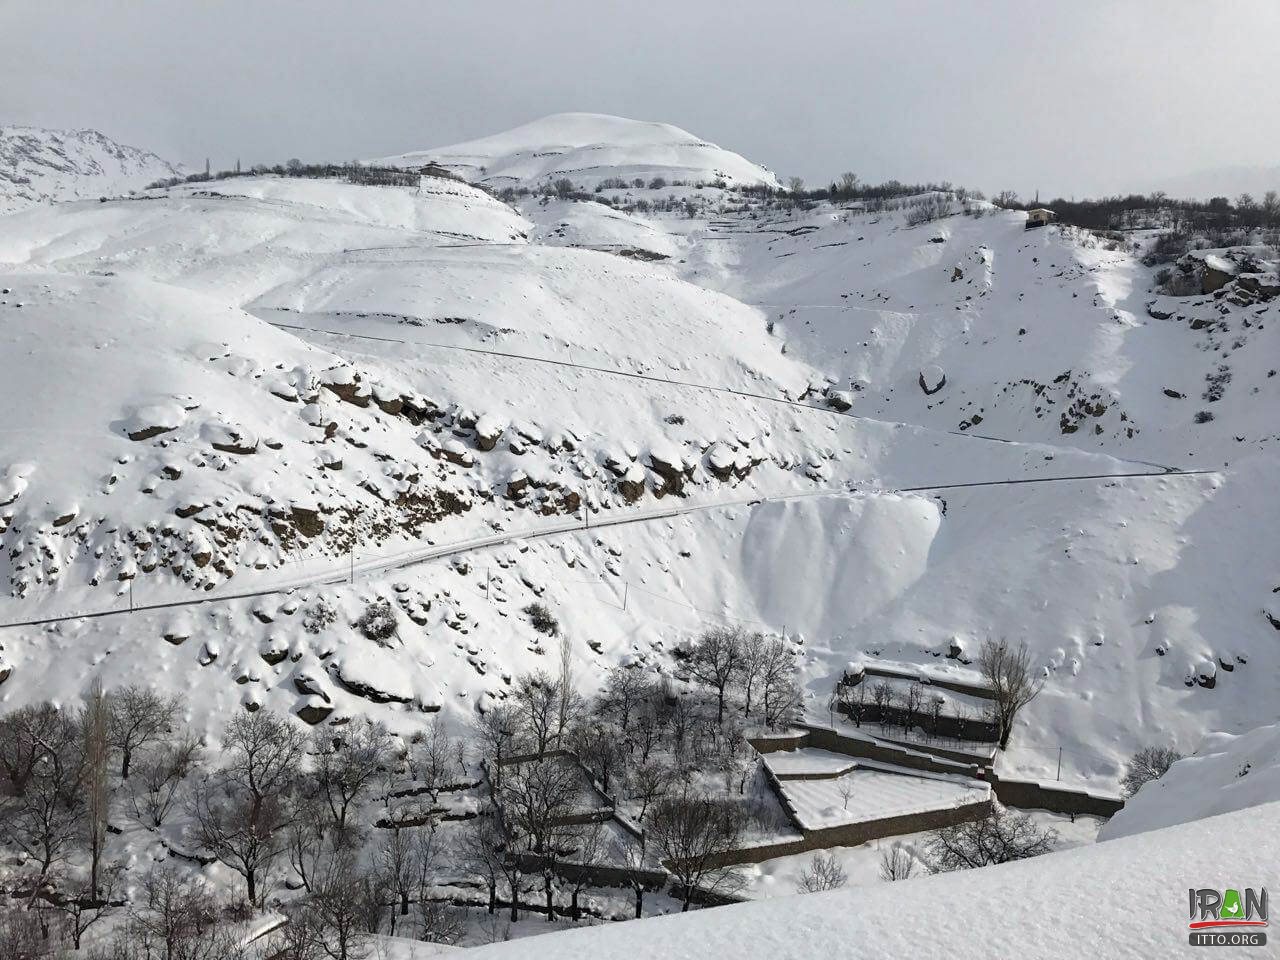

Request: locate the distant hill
(0, 124), (179, 214)
(372, 112), (780, 189)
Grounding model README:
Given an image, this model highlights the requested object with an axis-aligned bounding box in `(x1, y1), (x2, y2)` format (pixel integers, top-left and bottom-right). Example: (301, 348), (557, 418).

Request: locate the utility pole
(1056, 747), (1063, 781)
(486, 567), (492, 599)
(129, 579), (134, 614)
(623, 582), (628, 611)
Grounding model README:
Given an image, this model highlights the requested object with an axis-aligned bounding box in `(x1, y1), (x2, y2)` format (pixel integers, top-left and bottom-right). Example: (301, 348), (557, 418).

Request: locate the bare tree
(107, 685), (179, 780)
(510, 672), (561, 757)
(570, 717), (622, 794)
(598, 666), (651, 733)
(475, 702), (518, 787)
(0, 905), (47, 960)
(456, 812), (506, 917)
(879, 843), (917, 881)
(759, 639), (801, 729)
(796, 852), (847, 892)
(1121, 745), (1183, 797)
(190, 710), (306, 905)
(557, 635), (575, 739)
(298, 848), (376, 960)
(837, 778), (855, 811)
(926, 808), (1058, 872)
(647, 792), (745, 911)
(52, 861), (123, 949)
(128, 732), (202, 828)
(738, 631), (767, 719)
(686, 626), (747, 724)
(629, 758), (674, 821)
(978, 639), (1044, 748)
(498, 757), (579, 858)
(410, 718), (461, 797)
(312, 718), (393, 833)
(0, 703), (83, 889)
(81, 678), (114, 898)
(376, 824), (419, 934)
(286, 793), (331, 893)
(559, 820), (607, 922)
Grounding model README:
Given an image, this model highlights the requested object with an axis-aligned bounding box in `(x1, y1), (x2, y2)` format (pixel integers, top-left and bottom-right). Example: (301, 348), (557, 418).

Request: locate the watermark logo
(1189, 887), (1268, 948)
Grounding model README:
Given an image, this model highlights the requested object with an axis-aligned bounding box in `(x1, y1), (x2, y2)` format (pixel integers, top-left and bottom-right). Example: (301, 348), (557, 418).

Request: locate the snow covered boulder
(648, 442), (690, 495)
(0, 464), (33, 506)
(919, 364), (946, 395)
(296, 695), (333, 725)
(124, 403), (187, 441)
(475, 414), (506, 452)
(617, 463), (646, 503)
(825, 390), (854, 412)
(203, 420), (258, 455)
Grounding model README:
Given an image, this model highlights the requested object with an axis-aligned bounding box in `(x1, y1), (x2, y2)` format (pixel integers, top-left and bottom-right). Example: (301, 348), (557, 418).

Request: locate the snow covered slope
(1101, 722), (1280, 840)
(0, 125), (178, 214)
(0, 120), (1276, 799)
(374, 113), (779, 189)
(464, 800), (1280, 960)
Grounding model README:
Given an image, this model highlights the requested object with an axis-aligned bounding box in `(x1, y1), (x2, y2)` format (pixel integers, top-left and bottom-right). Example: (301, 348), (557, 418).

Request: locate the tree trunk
(633, 886), (643, 919)
(544, 871), (554, 921)
(246, 867), (257, 907)
(488, 880), (496, 915)
(121, 747), (132, 780)
(401, 892), (409, 916)
(571, 887), (580, 922)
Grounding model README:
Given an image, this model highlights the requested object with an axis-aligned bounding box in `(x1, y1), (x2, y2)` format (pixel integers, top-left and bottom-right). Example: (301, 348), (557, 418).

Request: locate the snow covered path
(0, 468), (1214, 629)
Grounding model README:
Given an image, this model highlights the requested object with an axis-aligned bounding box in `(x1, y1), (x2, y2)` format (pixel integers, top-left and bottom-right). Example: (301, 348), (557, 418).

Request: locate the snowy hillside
(0, 112), (1277, 956)
(1101, 722), (1280, 840)
(465, 801), (1280, 960)
(375, 113), (780, 189)
(0, 125), (178, 214)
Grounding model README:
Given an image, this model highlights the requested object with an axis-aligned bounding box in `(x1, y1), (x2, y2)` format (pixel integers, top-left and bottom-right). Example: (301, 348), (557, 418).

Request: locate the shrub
(354, 598), (397, 644)
(524, 602), (559, 636)
(1121, 745), (1183, 797)
(303, 596), (338, 635)
(926, 808), (1057, 871)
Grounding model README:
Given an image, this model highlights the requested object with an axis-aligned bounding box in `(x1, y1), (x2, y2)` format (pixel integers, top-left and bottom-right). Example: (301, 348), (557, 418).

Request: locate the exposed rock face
(825, 391), (853, 412)
(919, 364), (947, 396)
(296, 697), (334, 725)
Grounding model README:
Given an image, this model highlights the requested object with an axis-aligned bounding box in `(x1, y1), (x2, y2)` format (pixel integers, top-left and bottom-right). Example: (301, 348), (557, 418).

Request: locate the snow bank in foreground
(467, 800), (1280, 960)
(1100, 722), (1280, 841)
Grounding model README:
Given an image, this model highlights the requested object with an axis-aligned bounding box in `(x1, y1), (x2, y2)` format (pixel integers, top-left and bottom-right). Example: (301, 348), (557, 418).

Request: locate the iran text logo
(1188, 887), (1268, 948)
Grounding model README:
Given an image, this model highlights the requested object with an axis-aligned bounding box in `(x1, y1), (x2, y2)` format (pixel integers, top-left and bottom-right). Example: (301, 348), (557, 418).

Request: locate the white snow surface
(1101, 722), (1280, 841)
(374, 112), (780, 189)
(465, 801), (1280, 960)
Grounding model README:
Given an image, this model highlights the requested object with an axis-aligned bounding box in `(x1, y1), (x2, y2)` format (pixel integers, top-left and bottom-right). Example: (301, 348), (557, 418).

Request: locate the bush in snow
(796, 852), (848, 893)
(1121, 745), (1183, 797)
(303, 596), (338, 635)
(523, 602), (559, 637)
(926, 808), (1058, 872)
(354, 598), (398, 644)
(879, 843), (918, 881)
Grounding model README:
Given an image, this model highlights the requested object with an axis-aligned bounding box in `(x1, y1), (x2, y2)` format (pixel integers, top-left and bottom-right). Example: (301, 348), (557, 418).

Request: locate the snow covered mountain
(0, 113), (1276, 954)
(374, 112), (780, 189)
(0, 125), (179, 214)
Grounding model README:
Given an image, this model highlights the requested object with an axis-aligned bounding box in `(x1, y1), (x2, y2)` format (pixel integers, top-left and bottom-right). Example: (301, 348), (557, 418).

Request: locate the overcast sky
(3, 0), (1278, 199)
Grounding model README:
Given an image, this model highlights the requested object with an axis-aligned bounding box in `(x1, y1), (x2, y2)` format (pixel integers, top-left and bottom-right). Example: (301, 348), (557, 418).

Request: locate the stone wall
(989, 776), (1123, 817)
(701, 797), (995, 869)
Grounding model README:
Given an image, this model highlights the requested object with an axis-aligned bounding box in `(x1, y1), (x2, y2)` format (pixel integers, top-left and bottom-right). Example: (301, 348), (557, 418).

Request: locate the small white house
(1025, 208), (1056, 229)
